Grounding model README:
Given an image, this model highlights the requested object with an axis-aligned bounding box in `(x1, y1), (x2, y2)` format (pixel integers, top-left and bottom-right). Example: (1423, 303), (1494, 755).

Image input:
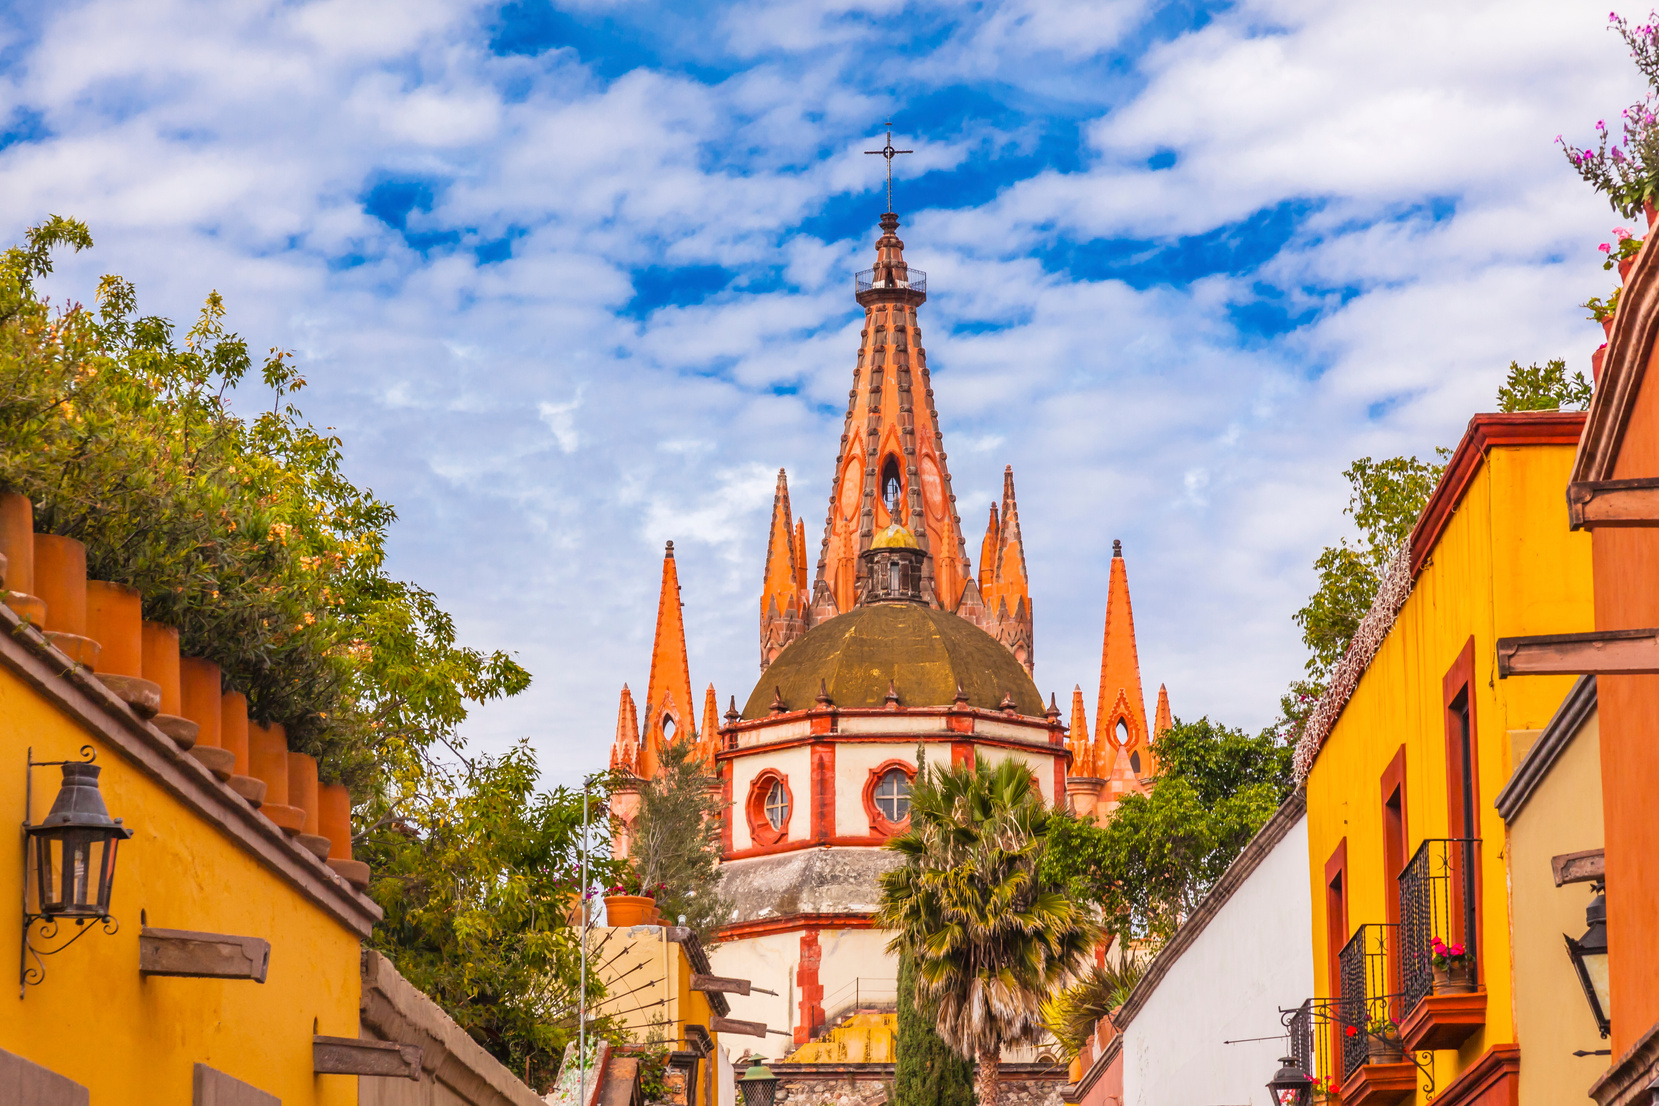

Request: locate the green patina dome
(742, 604), (1044, 720)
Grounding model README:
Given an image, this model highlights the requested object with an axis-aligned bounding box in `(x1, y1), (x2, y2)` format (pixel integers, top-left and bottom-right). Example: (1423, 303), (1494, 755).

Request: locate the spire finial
(864, 121), (913, 214)
(1112, 539), (1121, 558)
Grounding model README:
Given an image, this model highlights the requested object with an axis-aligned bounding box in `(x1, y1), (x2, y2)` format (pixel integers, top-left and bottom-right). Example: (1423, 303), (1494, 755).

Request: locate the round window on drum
(874, 768), (912, 823)
(765, 779), (790, 830)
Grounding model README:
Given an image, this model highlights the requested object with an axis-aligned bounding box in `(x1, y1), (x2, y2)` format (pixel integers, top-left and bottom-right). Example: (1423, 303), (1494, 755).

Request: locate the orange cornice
(718, 912), (877, 940)
(1407, 411), (1588, 577)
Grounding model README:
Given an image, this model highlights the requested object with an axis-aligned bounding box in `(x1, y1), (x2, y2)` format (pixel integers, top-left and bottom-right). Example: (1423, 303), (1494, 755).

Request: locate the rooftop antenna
(865, 121), (913, 214)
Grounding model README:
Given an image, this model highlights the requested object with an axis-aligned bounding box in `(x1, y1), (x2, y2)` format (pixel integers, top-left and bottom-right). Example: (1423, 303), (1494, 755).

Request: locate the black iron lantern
(1266, 1056), (1314, 1106)
(739, 1059), (778, 1106)
(27, 762), (132, 920)
(1565, 888), (1611, 1039)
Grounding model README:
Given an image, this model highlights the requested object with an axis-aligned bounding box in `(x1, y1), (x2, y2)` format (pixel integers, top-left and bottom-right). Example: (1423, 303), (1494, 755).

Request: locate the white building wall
(834, 743), (914, 833)
(729, 746), (811, 851)
(709, 932), (797, 1035)
(1121, 814), (1313, 1106)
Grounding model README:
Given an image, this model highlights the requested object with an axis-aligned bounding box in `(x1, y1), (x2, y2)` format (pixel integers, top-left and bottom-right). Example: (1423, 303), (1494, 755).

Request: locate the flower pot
(1432, 963), (1475, 995)
(605, 894), (655, 927)
(1368, 1037), (1404, 1064)
(179, 657), (223, 747)
(87, 581), (143, 677)
(141, 621), (182, 715)
(0, 493), (43, 623)
(319, 783), (353, 860)
(33, 535), (100, 668)
(645, 904), (663, 925)
(221, 690), (251, 776)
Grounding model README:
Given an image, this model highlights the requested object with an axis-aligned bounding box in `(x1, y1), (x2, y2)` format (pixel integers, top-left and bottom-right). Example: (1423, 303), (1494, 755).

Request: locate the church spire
(696, 683), (721, 767)
(761, 470), (808, 668)
(979, 466), (1033, 673)
(1149, 683), (1173, 779)
(1095, 539), (1149, 776)
(813, 215), (971, 619)
(610, 684), (640, 774)
(642, 541), (694, 780)
(1068, 685), (1091, 777)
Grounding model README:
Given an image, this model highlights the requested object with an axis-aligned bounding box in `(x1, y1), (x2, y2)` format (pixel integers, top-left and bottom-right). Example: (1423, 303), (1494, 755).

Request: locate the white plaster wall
(710, 931), (798, 1037)
(728, 746), (811, 851)
(834, 743), (915, 834)
(1121, 815), (1313, 1106)
(707, 927), (897, 1053)
(815, 928), (898, 1019)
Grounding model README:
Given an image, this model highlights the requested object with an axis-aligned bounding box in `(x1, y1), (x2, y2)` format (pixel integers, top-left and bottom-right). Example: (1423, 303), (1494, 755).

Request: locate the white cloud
(0, 0), (1639, 787)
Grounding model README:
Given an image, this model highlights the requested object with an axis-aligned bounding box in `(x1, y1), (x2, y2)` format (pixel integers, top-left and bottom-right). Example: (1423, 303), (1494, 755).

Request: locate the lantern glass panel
(31, 827), (122, 918)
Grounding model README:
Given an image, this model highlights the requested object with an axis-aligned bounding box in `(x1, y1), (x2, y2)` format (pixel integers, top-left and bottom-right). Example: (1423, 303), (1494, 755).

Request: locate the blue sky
(0, 0), (1640, 786)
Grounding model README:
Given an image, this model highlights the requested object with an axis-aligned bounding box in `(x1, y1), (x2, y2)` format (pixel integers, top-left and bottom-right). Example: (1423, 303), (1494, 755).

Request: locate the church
(606, 209), (1173, 1059)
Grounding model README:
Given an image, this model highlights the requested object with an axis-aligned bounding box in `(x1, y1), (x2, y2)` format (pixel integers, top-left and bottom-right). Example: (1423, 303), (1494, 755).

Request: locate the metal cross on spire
(865, 122), (913, 214)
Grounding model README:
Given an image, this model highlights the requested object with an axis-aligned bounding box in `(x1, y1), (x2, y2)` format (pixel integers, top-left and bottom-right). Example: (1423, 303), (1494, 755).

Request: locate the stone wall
(775, 1070), (1067, 1106)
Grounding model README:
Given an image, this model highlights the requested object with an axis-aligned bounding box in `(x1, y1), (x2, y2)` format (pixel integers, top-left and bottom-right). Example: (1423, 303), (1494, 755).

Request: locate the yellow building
(1294, 412), (1594, 1106)
(589, 922), (733, 1106)
(0, 555), (381, 1100)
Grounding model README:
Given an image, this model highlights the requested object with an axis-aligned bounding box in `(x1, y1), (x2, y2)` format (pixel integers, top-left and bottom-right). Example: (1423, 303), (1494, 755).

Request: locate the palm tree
(877, 756), (1097, 1106)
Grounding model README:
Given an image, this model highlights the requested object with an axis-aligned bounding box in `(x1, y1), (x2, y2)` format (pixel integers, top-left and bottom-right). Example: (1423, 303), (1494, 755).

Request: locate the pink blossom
(1617, 227), (1634, 239)
(1602, 243), (1614, 252)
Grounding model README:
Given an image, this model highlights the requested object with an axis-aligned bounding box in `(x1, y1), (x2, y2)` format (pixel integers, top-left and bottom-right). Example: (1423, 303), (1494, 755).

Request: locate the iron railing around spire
(855, 268), (926, 295)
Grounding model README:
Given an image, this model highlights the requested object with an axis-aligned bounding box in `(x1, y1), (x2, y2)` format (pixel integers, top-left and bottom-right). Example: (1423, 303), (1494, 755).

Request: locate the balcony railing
(855, 267), (927, 296)
(1398, 838), (1480, 1011)
(1338, 924), (1398, 1082)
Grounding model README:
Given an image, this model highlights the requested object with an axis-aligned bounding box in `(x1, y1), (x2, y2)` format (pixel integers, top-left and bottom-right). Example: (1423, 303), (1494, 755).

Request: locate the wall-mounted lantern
(738, 1058), (778, 1106)
(1266, 1056), (1313, 1106)
(1564, 884), (1610, 1039)
(21, 748), (133, 993)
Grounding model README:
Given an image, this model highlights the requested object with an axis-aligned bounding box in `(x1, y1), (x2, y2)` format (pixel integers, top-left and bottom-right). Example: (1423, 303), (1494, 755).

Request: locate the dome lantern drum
(861, 525), (926, 605)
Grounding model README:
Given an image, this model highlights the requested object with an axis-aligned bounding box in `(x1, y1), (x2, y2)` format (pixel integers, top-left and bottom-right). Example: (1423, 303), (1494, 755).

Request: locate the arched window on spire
(882, 456), (903, 518)
(662, 716), (675, 742)
(1116, 719), (1129, 746)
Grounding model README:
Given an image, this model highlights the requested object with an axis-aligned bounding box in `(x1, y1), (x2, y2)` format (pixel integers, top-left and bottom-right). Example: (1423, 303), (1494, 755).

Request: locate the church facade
(608, 212), (1172, 1056)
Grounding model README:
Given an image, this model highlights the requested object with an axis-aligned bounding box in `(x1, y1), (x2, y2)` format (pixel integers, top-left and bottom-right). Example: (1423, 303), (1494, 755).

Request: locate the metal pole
(580, 778), (591, 1106)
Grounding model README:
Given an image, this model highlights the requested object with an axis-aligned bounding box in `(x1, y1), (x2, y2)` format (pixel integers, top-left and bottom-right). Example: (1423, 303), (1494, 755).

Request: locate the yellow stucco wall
(1506, 704), (1609, 1101)
(0, 663), (363, 1104)
(590, 926), (721, 1056)
(1304, 441), (1594, 1100)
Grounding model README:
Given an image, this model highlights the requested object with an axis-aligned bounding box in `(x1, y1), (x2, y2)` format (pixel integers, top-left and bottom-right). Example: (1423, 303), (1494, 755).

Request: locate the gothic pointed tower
(1095, 539), (1151, 779)
(761, 470), (809, 667)
(812, 214), (972, 622)
(641, 541), (695, 780)
(973, 467), (1034, 674)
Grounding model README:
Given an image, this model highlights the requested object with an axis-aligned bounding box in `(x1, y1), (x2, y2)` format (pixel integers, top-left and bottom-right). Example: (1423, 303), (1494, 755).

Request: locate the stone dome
(741, 603), (1044, 720)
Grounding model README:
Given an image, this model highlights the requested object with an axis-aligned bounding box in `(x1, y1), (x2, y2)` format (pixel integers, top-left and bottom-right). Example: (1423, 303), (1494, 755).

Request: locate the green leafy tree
(1042, 717), (1292, 940)
(877, 757), (1096, 1106)
(1276, 453), (1444, 734)
(359, 741), (622, 1091)
(628, 737), (731, 945)
(1495, 358), (1592, 413)
(0, 217), (530, 788)
(895, 949), (976, 1106)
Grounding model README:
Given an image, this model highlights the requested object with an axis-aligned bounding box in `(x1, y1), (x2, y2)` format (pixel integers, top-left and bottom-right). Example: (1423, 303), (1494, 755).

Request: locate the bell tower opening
(881, 456), (902, 519)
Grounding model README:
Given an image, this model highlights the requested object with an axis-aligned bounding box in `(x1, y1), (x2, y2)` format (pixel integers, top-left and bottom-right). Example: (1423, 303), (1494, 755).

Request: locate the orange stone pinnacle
(641, 542), (694, 780)
(971, 467), (1034, 674)
(1068, 685), (1091, 777)
(761, 470), (809, 668)
(1095, 539), (1148, 764)
(814, 214), (970, 616)
(696, 683), (721, 767)
(610, 684), (640, 775)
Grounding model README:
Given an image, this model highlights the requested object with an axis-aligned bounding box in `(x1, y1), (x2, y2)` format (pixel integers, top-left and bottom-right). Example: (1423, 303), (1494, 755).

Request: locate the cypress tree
(895, 949), (975, 1106)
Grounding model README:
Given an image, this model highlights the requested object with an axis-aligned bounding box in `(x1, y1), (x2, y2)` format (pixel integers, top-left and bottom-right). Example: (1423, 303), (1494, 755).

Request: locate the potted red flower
(1430, 936), (1475, 994)
(604, 869), (660, 927)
